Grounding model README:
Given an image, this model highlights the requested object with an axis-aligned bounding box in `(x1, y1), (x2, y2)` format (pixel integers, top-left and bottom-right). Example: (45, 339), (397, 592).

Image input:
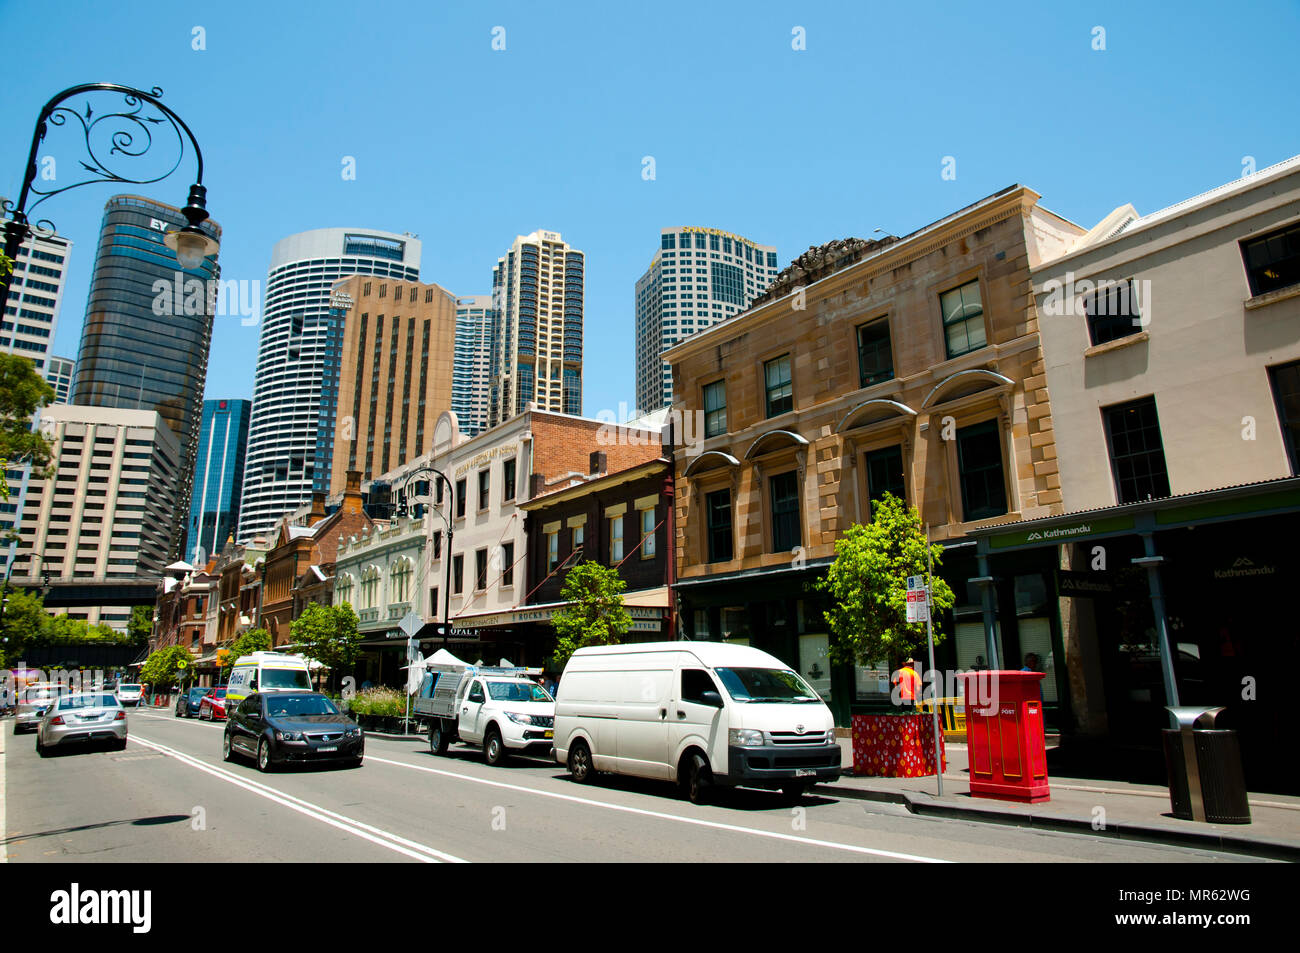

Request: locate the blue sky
(3, 0), (1297, 420)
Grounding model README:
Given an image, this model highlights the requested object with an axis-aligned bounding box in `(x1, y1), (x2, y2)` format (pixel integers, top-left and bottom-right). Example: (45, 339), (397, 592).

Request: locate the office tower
(2, 231), (71, 376)
(326, 276), (456, 492)
(188, 398), (252, 563)
(488, 230), (583, 428)
(452, 294), (493, 437)
(634, 226), (779, 412)
(71, 195), (221, 559)
(44, 355), (75, 403)
(11, 405), (180, 630)
(239, 228), (421, 541)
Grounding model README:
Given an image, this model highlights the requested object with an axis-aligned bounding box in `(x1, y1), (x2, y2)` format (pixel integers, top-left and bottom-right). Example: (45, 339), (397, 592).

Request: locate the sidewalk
(818, 739), (1300, 861)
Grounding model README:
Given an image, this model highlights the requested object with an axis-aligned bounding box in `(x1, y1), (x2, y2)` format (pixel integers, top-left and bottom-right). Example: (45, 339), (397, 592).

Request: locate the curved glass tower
(72, 195), (222, 559)
(238, 228), (420, 541)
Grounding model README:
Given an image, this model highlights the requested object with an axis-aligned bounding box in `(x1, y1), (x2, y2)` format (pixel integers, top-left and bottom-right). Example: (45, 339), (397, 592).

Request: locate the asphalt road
(2, 710), (1262, 863)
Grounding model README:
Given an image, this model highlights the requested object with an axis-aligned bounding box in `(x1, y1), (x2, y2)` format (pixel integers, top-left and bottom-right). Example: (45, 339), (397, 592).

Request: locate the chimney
(589, 451), (607, 475)
(343, 468), (364, 514)
(307, 492), (326, 525)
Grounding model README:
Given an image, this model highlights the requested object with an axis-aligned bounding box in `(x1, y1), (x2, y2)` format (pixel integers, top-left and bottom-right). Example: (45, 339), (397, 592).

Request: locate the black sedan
(176, 686), (213, 718)
(222, 692), (363, 772)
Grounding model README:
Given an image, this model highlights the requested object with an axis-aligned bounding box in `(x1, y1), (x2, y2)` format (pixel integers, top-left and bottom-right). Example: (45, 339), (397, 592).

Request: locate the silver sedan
(36, 692), (129, 756)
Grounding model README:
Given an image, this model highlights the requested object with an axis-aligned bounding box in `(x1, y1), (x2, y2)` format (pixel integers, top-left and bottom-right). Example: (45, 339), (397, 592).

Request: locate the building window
(547, 531), (559, 572)
(764, 354), (793, 418)
(475, 549), (488, 592)
(455, 478), (466, 518)
(940, 280), (987, 358)
(857, 318), (894, 387)
(609, 516), (624, 563)
(502, 458), (516, 502)
(478, 469), (490, 510)
(865, 445), (906, 516)
(1270, 359), (1300, 475)
(703, 380), (727, 437)
(956, 420), (1008, 521)
(430, 587), (438, 614)
(1241, 222), (1300, 297)
(706, 489), (732, 563)
(452, 555), (464, 593)
(433, 531), (441, 559)
(572, 523), (584, 551)
(1083, 280), (1143, 346)
(1103, 396), (1171, 504)
(640, 507), (656, 559)
(502, 542), (514, 586)
(770, 471), (801, 552)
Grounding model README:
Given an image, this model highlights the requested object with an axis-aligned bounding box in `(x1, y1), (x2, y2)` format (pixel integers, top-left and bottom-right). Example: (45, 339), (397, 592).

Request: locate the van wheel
(484, 726), (507, 766)
(568, 739), (595, 783)
(684, 752), (713, 805)
(429, 723), (449, 756)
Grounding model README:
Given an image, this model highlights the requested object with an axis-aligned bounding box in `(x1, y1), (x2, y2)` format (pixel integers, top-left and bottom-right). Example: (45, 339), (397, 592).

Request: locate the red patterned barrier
(852, 713), (947, 778)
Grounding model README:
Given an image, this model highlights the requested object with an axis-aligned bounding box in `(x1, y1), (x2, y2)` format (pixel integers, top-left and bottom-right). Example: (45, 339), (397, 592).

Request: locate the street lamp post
(398, 465), (455, 650)
(1, 83), (218, 312)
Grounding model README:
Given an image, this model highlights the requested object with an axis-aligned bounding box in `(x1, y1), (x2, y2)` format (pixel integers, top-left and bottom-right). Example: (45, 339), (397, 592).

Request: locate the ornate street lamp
(1, 83), (216, 310)
(398, 465), (456, 650)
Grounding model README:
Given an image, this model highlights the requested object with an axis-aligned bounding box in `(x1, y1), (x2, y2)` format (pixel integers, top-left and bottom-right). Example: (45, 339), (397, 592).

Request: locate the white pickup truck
(414, 660), (555, 765)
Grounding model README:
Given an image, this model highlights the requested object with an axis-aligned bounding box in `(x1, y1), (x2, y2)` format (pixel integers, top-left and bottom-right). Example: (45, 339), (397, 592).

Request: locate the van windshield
(486, 680), (552, 703)
(261, 669), (312, 690)
(714, 668), (821, 703)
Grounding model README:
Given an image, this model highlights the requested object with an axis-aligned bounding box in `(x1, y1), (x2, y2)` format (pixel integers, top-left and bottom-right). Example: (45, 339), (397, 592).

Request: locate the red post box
(961, 671), (1049, 803)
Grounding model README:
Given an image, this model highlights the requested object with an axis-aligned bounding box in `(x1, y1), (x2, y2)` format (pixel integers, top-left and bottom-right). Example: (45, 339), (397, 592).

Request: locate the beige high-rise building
(328, 275), (457, 492)
(11, 405), (181, 630)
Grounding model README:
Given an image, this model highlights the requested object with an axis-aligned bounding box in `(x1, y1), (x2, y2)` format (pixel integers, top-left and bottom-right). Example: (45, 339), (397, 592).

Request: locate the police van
(226, 652), (313, 706)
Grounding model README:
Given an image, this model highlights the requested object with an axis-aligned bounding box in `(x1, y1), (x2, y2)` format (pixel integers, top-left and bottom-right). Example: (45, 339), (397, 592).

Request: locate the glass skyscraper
(72, 195), (222, 560)
(452, 294), (494, 437)
(188, 398), (252, 563)
(238, 228), (420, 541)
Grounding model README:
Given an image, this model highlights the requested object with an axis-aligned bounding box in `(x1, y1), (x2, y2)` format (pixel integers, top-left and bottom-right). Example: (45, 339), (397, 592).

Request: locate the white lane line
(0, 721), (7, 864)
(365, 754), (951, 863)
(128, 735), (467, 863)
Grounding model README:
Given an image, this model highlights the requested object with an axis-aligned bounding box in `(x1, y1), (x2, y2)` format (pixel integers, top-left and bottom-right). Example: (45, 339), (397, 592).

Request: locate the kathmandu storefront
(970, 477), (1300, 793)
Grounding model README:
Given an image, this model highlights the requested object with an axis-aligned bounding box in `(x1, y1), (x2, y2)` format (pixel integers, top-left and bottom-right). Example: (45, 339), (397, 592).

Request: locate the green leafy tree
(0, 585), (49, 667)
(550, 561), (632, 670)
(291, 602), (360, 692)
(226, 627), (271, 670)
(814, 493), (956, 667)
(140, 644), (195, 692)
(127, 605), (154, 647)
(0, 351), (56, 513)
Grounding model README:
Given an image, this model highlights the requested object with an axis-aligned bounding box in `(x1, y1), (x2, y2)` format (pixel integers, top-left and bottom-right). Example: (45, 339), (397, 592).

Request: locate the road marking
(365, 754), (951, 863)
(128, 735), (467, 864)
(1, 721), (7, 864)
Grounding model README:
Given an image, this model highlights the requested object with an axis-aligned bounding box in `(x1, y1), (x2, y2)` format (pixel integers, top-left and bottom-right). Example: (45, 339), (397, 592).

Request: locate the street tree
(550, 561), (631, 670)
(814, 493), (956, 668)
(127, 605), (154, 647)
(226, 627), (270, 669)
(0, 351), (56, 512)
(0, 586), (48, 667)
(291, 602), (360, 692)
(141, 644), (195, 692)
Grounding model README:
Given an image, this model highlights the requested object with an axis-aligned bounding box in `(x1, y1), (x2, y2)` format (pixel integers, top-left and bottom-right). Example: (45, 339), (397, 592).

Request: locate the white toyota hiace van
(553, 641), (840, 803)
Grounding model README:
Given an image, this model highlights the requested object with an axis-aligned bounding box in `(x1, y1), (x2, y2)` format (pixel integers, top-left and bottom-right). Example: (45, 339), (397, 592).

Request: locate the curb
(815, 782), (1300, 862)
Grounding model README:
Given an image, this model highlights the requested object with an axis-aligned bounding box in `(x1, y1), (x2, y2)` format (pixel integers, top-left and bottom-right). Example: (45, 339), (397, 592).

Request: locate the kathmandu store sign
(988, 515), (1136, 551)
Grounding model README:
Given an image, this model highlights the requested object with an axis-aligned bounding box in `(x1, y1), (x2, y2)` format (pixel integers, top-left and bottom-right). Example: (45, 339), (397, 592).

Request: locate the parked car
(198, 687), (229, 721)
(222, 691), (363, 772)
(176, 686), (213, 718)
(553, 642), (840, 804)
(415, 655), (554, 765)
(115, 683), (144, 707)
(36, 692), (128, 755)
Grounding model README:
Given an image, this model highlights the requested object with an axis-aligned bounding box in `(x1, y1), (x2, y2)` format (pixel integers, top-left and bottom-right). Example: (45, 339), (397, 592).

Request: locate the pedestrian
(1021, 653), (1040, 672)
(893, 658), (921, 709)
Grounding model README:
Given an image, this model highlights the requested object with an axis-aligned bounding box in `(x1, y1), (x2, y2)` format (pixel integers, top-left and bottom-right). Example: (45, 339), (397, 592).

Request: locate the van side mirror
(700, 690), (723, 708)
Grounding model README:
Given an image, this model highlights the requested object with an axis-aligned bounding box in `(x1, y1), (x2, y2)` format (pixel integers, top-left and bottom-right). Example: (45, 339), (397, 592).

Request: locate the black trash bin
(1162, 728), (1251, 824)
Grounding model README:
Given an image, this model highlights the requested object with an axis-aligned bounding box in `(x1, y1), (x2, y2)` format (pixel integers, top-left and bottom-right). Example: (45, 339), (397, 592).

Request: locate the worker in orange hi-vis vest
(894, 658), (922, 709)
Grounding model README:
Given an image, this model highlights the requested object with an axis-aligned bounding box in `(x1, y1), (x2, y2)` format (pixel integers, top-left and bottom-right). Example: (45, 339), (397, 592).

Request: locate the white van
(553, 642), (840, 803)
(226, 652), (313, 706)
